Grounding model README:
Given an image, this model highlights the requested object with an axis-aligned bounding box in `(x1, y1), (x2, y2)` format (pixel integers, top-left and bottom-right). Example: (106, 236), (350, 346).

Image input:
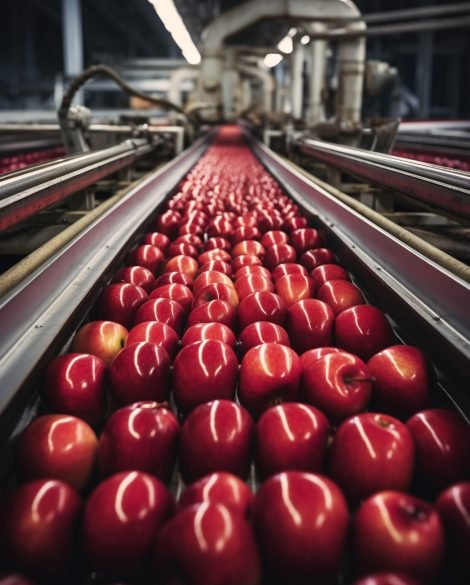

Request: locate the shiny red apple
(178, 400), (254, 483)
(316, 279), (365, 315)
(108, 342), (171, 404)
(329, 413), (415, 504)
(352, 491), (444, 583)
(163, 255), (198, 280)
(286, 299), (335, 354)
(151, 270), (193, 290)
(239, 343), (302, 417)
(290, 228), (322, 254)
(181, 322), (236, 348)
(125, 321), (179, 360)
(335, 305), (395, 361)
(192, 282), (239, 311)
(97, 402), (179, 482)
(17, 414), (97, 490)
(133, 298), (185, 334)
(149, 283), (193, 314)
(272, 262), (308, 283)
(263, 244), (297, 271)
(96, 282), (148, 327)
(82, 471), (173, 575)
(238, 321), (290, 356)
(255, 403), (329, 478)
(237, 291), (288, 331)
(186, 299), (236, 329)
(153, 502), (261, 585)
(301, 351), (372, 424)
(112, 265), (154, 292)
(142, 231), (171, 251)
(172, 340), (238, 413)
(310, 263), (350, 288)
(126, 244), (164, 275)
(71, 320), (128, 366)
(253, 471), (348, 584)
(43, 352), (106, 425)
(275, 273), (316, 307)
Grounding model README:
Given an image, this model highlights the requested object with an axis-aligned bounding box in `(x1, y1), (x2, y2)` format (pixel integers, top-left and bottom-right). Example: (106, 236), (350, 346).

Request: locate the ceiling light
(300, 35), (310, 45)
(264, 53), (283, 68)
(277, 36), (293, 54)
(149, 0), (201, 65)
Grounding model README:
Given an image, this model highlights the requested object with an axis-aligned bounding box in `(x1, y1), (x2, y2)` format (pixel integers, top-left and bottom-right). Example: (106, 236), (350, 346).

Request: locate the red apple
(125, 321), (179, 360)
(163, 255), (198, 280)
(275, 273), (316, 307)
(232, 240), (265, 258)
(153, 210), (181, 239)
(149, 283), (193, 314)
(272, 262), (308, 283)
(406, 409), (470, 492)
(82, 471), (173, 575)
(142, 231), (171, 251)
(263, 244), (297, 271)
(181, 322), (236, 349)
(286, 299), (335, 354)
(126, 245), (164, 275)
(316, 279), (365, 315)
(179, 400), (254, 482)
(0, 575), (36, 585)
(351, 575), (420, 585)
(367, 345), (431, 417)
(253, 471), (348, 584)
(232, 254), (263, 272)
(187, 299), (236, 329)
(133, 298), (185, 334)
(17, 414), (97, 490)
(43, 352), (106, 425)
(172, 340), (238, 413)
(239, 343), (302, 417)
(177, 472), (254, 517)
(301, 352), (372, 424)
(261, 230), (289, 247)
(207, 217), (233, 239)
(71, 320), (128, 365)
(199, 259), (233, 276)
(235, 274), (274, 300)
(198, 249), (232, 265)
(335, 305), (396, 361)
(108, 342), (171, 404)
(353, 491), (444, 583)
(1, 479), (81, 574)
(311, 263), (350, 287)
(192, 270), (234, 297)
(153, 502), (261, 585)
(173, 234), (204, 252)
(234, 265), (272, 281)
(166, 242), (198, 259)
(192, 282), (239, 311)
(290, 228), (322, 254)
(112, 265), (154, 292)
(204, 237), (232, 252)
(97, 402), (179, 482)
(232, 225), (261, 244)
(238, 321), (290, 356)
(151, 271), (193, 290)
(435, 481), (470, 576)
(237, 291), (288, 330)
(329, 413), (415, 504)
(300, 346), (343, 368)
(285, 216), (308, 232)
(255, 403), (329, 478)
(96, 282), (148, 327)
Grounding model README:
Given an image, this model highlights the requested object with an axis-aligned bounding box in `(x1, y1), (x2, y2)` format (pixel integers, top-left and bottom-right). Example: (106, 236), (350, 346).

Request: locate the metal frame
(0, 138), (156, 231)
(295, 137), (470, 221)
(250, 136), (470, 415)
(0, 133), (211, 444)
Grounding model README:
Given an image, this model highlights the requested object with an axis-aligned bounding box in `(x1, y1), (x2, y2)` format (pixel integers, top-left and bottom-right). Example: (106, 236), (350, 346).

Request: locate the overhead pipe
(236, 62), (276, 115)
(168, 67), (199, 106)
(199, 0), (365, 125)
(306, 23), (327, 126)
(290, 43), (304, 119)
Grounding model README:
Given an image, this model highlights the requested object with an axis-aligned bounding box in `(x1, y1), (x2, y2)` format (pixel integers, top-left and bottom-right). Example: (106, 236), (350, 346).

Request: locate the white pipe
(199, 0), (365, 125)
(168, 67), (199, 106)
(237, 62), (275, 114)
(291, 44), (304, 119)
(307, 23), (327, 126)
(336, 21), (366, 127)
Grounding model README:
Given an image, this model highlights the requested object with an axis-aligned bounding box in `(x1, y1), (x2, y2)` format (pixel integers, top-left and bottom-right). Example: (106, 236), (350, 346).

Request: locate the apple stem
(345, 376), (373, 383)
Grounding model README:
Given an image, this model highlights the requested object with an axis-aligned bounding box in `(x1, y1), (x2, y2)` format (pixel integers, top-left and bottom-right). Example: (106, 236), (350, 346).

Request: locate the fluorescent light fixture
(264, 53), (283, 68)
(149, 0), (201, 65)
(300, 35), (310, 45)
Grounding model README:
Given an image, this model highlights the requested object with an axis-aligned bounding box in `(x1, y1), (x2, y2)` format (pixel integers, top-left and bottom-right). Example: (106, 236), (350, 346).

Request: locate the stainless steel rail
(0, 133), (211, 444)
(0, 138), (156, 231)
(251, 136), (470, 415)
(295, 136), (470, 221)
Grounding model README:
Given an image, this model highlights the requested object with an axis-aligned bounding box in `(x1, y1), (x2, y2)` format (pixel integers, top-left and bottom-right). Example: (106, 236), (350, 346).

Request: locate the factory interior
(0, 1), (469, 585)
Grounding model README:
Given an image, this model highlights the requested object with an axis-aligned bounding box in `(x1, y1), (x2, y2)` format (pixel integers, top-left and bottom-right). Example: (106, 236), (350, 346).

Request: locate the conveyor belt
(1, 128), (469, 440)
(295, 136), (470, 222)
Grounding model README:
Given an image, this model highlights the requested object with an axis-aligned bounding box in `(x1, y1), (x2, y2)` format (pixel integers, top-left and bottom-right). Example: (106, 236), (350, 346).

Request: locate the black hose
(58, 64), (189, 120)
